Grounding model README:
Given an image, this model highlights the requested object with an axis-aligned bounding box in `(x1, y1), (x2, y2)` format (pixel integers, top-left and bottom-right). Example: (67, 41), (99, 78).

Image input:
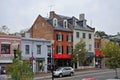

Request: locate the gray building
(21, 33), (52, 73)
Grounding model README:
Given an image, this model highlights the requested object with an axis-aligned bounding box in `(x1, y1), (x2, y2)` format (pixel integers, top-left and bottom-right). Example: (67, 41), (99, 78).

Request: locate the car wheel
(59, 73), (62, 78)
(70, 72), (74, 76)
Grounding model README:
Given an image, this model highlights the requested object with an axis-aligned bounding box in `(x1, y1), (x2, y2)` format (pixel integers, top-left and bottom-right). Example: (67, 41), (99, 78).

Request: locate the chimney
(79, 13), (87, 27)
(79, 14), (85, 21)
(49, 11), (55, 19)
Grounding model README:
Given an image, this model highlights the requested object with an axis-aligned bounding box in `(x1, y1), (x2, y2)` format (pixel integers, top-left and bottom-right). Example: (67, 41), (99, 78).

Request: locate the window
(56, 34), (63, 41)
(53, 18), (58, 27)
(83, 33), (86, 38)
(63, 20), (68, 28)
(37, 45), (41, 54)
(1, 44), (10, 54)
(76, 32), (79, 38)
(67, 46), (72, 54)
(97, 43), (100, 48)
(89, 34), (92, 39)
(73, 19), (77, 27)
(67, 35), (72, 42)
(89, 44), (92, 51)
(47, 46), (51, 54)
(94, 42), (96, 48)
(25, 45), (29, 54)
(56, 46), (63, 54)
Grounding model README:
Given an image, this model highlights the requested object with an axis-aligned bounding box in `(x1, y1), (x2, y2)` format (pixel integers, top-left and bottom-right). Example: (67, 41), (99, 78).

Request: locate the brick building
(28, 11), (95, 69)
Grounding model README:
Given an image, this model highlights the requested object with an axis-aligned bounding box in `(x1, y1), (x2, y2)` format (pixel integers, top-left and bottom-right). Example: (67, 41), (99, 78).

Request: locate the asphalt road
(35, 68), (120, 80)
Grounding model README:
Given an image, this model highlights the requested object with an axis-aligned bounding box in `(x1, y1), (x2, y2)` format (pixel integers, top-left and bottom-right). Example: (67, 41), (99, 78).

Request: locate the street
(35, 68), (120, 80)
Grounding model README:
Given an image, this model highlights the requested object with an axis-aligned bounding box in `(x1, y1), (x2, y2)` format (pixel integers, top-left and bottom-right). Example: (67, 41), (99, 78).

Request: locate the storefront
(36, 58), (45, 73)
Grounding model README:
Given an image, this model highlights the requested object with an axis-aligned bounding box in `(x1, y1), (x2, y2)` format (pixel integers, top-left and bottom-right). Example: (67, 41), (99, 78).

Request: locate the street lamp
(51, 40), (54, 80)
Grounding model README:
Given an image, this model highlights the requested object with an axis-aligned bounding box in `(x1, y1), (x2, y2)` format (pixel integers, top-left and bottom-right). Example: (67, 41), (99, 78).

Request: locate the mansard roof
(50, 12), (95, 32)
(46, 18), (73, 32)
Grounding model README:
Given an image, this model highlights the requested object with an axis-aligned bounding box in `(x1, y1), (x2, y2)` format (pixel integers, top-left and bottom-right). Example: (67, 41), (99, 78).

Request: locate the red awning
(54, 54), (73, 59)
(95, 50), (105, 57)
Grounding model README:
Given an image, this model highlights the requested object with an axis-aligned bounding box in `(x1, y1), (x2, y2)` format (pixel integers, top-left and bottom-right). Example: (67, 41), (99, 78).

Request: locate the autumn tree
(72, 39), (87, 66)
(7, 50), (34, 80)
(102, 41), (120, 79)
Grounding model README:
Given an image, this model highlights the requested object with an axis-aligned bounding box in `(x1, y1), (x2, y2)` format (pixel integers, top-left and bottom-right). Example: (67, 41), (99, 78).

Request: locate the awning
(95, 50), (105, 57)
(0, 60), (13, 63)
(86, 52), (95, 57)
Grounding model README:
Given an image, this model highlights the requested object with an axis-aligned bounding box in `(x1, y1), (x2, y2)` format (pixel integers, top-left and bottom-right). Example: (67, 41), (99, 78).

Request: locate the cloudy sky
(0, 0), (120, 35)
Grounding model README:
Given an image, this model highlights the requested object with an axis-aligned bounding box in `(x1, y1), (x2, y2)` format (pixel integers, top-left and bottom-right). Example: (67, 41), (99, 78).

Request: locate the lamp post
(51, 40), (54, 80)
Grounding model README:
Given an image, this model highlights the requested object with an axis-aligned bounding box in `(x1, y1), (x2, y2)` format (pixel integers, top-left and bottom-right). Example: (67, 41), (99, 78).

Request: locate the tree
(7, 50), (34, 80)
(72, 39), (87, 66)
(95, 31), (108, 37)
(0, 25), (9, 34)
(102, 41), (120, 79)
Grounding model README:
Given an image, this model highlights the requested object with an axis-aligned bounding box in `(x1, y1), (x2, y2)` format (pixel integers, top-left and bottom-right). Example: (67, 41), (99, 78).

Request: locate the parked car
(53, 67), (74, 78)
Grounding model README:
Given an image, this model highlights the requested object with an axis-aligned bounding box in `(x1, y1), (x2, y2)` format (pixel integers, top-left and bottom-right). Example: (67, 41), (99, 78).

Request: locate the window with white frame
(76, 32), (79, 38)
(1, 44), (10, 54)
(89, 44), (92, 51)
(56, 34), (63, 41)
(67, 35), (72, 42)
(63, 20), (68, 28)
(37, 45), (41, 54)
(53, 18), (58, 27)
(57, 46), (63, 54)
(67, 46), (72, 54)
(25, 45), (29, 54)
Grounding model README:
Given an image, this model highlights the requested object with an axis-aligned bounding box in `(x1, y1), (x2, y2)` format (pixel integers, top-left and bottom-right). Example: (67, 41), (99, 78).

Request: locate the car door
(62, 68), (68, 76)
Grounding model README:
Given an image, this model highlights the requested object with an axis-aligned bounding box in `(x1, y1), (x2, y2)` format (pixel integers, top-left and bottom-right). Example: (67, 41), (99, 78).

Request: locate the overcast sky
(0, 0), (120, 35)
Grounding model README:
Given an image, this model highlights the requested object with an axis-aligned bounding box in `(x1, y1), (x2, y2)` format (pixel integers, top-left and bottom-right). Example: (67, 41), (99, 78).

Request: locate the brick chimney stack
(49, 11), (55, 19)
(79, 13), (87, 27)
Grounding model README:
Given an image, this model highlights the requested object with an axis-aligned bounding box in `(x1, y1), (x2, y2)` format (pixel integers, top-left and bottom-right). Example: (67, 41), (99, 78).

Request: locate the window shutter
(62, 46), (63, 54)
(67, 35), (68, 41)
(56, 46), (58, 53)
(56, 34), (58, 40)
(67, 46), (68, 54)
(62, 34), (63, 41)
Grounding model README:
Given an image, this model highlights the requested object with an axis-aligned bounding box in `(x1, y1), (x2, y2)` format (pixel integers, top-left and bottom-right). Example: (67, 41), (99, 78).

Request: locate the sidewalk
(34, 68), (97, 80)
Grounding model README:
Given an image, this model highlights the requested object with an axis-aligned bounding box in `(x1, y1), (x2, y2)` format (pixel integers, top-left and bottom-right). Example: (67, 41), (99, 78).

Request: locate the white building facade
(70, 14), (95, 69)
(21, 36), (52, 73)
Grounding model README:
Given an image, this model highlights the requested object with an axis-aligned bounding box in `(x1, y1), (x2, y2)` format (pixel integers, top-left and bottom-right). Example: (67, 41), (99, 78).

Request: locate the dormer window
(63, 20), (68, 28)
(73, 19), (77, 27)
(53, 18), (58, 27)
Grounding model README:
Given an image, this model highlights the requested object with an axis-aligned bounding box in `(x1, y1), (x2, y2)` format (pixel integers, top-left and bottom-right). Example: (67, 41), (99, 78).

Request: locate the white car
(53, 67), (74, 78)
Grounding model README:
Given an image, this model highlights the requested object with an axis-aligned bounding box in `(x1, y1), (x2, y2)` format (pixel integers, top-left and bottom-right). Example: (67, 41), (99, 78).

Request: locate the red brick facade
(29, 15), (54, 40)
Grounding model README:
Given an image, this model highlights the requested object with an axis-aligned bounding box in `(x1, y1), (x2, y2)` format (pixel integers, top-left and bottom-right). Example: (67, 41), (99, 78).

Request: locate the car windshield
(56, 67), (63, 71)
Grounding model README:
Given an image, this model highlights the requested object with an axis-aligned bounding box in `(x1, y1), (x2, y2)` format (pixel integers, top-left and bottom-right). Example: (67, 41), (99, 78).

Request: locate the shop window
(1, 44), (10, 54)
(37, 45), (41, 54)
(25, 45), (29, 54)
